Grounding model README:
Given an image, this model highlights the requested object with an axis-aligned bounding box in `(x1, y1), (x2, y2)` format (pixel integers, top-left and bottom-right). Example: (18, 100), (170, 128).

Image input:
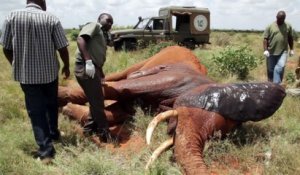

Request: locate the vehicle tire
(183, 39), (196, 50)
(114, 41), (123, 51)
(123, 39), (137, 51)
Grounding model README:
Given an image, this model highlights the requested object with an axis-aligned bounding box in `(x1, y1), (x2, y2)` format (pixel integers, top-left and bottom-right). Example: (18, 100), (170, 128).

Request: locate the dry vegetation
(0, 31), (300, 175)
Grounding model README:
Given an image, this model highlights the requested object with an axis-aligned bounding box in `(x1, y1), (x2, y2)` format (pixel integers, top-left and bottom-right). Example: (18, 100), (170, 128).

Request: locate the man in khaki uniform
(263, 10), (294, 84)
(74, 13), (116, 142)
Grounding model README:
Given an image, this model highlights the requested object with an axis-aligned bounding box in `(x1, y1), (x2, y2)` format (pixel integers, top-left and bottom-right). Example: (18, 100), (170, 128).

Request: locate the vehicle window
(136, 19), (150, 29)
(159, 9), (168, 16)
(172, 16), (177, 31)
(153, 19), (164, 30)
(177, 15), (190, 33)
(147, 20), (153, 30)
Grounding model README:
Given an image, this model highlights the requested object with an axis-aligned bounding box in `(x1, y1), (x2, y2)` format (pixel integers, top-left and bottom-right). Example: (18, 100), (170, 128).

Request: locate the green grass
(1, 31), (300, 175)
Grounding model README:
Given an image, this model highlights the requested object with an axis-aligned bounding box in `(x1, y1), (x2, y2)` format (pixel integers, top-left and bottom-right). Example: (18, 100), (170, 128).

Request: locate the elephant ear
(176, 82), (286, 122)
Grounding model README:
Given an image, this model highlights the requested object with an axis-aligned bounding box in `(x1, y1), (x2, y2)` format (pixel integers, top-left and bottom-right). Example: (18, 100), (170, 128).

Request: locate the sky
(0, 0), (299, 31)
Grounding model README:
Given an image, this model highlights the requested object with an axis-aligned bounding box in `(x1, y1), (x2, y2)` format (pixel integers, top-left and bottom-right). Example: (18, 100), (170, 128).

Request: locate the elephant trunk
(174, 107), (239, 175)
(174, 135), (208, 175)
(174, 107), (209, 175)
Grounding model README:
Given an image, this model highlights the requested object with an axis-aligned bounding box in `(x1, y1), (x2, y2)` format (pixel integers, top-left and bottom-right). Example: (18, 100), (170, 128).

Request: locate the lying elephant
(146, 82), (286, 175)
(59, 46), (210, 125)
(58, 45), (286, 174)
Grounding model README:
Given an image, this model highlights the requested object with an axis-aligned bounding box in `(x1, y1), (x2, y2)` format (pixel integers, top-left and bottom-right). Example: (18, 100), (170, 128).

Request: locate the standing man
(263, 10), (294, 84)
(0, 0), (70, 161)
(74, 13), (117, 142)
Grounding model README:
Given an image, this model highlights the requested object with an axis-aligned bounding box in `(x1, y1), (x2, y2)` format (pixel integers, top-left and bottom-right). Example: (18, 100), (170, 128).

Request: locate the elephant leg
(62, 102), (131, 127)
(58, 86), (87, 106)
(62, 103), (89, 125)
(58, 84), (121, 105)
(104, 101), (132, 125)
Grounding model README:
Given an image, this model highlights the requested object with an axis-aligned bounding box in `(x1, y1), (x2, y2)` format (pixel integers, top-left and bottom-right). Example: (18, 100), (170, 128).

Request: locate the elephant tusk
(146, 110), (177, 145)
(145, 137), (174, 170)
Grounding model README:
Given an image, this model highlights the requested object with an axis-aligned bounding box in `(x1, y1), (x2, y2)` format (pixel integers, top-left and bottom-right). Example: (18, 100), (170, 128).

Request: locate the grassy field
(0, 31), (300, 175)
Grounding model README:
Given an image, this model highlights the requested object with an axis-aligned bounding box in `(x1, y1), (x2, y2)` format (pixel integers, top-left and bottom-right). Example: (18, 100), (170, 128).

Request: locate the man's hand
(61, 65), (70, 79)
(263, 50), (270, 57)
(289, 50), (294, 57)
(58, 47), (70, 79)
(3, 48), (13, 65)
(85, 60), (95, 78)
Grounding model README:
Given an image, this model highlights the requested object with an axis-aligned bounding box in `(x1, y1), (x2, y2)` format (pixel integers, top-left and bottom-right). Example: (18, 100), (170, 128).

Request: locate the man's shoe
(50, 130), (61, 141)
(82, 121), (98, 137)
(97, 129), (120, 143)
(34, 147), (56, 160)
(83, 128), (96, 137)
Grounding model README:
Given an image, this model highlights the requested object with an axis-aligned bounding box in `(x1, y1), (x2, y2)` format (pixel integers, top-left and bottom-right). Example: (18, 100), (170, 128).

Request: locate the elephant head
(146, 82), (286, 175)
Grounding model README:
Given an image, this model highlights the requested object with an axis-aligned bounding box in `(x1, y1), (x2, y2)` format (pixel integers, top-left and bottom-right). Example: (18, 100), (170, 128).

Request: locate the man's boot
(97, 128), (119, 143)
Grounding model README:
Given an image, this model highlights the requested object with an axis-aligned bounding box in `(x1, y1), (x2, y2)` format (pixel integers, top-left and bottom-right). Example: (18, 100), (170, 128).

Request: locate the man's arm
(58, 46), (70, 79)
(262, 38), (270, 57)
(263, 38), (268, 51)
(77, 35), (91, 61)
(263, 25), (270, 51)
(262, 26), (271, 57)
(288, 32), (294, 51)
(287, 26), (294, 57)
(77, 35), (96, 78)
(3, 48), (13, 65)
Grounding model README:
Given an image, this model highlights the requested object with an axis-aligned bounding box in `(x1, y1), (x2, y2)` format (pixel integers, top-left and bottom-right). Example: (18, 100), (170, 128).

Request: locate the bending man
(74, 13), (117, 142)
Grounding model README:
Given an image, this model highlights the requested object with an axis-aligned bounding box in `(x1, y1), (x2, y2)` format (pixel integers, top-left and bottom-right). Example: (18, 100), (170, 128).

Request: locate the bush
(212, 45), (258, 80)
(70, 29), (79, 41)
(285, 71), (295, 84)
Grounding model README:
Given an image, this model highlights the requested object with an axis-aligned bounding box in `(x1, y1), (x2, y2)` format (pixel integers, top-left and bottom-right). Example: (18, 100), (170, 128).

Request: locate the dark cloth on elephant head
(175, 82), (286, 122)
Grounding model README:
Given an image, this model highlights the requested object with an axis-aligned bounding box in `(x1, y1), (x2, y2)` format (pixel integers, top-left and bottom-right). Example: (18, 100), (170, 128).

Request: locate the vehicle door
(144, 18), (167, 43)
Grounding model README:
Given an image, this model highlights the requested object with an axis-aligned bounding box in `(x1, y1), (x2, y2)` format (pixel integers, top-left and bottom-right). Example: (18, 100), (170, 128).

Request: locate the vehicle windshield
(134, 18), (151, 29)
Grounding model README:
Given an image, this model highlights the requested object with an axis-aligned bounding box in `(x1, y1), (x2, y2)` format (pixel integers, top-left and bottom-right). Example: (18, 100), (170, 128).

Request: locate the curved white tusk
(145, 138), (174, 170)
(146, 110), (177, 145)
